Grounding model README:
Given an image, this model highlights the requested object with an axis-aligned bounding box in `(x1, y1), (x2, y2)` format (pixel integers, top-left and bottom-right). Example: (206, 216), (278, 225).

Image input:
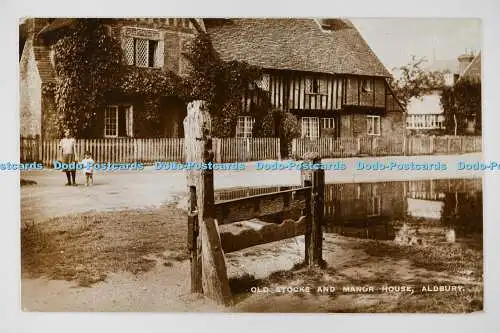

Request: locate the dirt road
(21, 153), (482, 222)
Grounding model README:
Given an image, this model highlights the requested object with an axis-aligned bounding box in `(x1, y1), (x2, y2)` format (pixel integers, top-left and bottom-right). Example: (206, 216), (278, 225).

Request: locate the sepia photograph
(18, 17), (483, 313)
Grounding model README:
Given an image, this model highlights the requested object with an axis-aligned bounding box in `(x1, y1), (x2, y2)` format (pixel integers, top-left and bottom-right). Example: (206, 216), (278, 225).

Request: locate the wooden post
(183, 100), (232, 306)
(276, 138), (281, 160)
(187, 186), (202, 293)
(402, 135), (406, 156)
(36, 134), (42, 163)
(300, 153), (325, 268)
(302, 179), (312, 264)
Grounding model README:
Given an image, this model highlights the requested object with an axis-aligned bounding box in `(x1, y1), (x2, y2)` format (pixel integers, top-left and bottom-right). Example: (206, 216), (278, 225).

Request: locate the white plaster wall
(19, 36), (42, 137)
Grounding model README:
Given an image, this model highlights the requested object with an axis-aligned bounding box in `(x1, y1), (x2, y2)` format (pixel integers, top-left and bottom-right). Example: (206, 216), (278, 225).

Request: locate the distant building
(406, 91), (446, 135)
(406, 51), (480, 136)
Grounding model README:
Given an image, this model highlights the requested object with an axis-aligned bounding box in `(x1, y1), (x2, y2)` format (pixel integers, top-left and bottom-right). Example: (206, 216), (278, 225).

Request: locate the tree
(391, 55), (446, 108)
(441, 79), (481, 135)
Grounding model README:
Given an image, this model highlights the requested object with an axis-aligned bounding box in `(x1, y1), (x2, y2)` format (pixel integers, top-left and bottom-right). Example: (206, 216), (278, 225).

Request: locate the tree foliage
(184, 33), (266, 137)
(52, 19), (121, 136)
(441, 79), (481, 135)
(391, 55), (446, 108)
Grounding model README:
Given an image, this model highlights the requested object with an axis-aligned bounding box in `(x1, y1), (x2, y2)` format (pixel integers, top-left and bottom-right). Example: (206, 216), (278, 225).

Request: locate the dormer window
(124, 38), (162, 68)
(122, 27), (164, 69)
(361, 79), (372, 92)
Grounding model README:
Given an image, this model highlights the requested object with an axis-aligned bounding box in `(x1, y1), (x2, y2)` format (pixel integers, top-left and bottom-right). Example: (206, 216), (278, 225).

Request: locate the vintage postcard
(19, 18), (483, 313)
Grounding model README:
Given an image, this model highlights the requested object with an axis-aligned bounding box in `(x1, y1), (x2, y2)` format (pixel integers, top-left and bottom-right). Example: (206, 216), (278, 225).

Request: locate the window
(361, 79), (372, 92)
(301, 117), (319, 139)
(321, 117), (336, 137)
(105, 105), (133, 137)
(123, 36), (164, 68)
(306, 78), (325, 95)
(236, 116), (254, 138)
(321, 118), (335, 129)
(367, 115), (381, 136)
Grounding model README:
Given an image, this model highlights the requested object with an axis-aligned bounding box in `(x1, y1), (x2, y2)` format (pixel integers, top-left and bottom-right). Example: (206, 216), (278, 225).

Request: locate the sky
(350, 18), (481, 75)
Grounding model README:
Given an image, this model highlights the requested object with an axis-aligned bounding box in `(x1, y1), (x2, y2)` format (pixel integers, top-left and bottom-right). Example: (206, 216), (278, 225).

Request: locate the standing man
(58, 129), (78, 186)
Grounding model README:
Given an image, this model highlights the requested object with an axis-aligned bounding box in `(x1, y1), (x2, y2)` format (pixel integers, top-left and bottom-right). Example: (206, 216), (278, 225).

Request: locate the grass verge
(21, 205), (188, 287)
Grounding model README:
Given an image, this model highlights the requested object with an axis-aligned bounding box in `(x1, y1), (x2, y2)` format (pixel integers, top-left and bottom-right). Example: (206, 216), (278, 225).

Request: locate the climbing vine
(183, 33), (266, 137)
(51, 19), (121, 136)
(50, 19), (185, 137)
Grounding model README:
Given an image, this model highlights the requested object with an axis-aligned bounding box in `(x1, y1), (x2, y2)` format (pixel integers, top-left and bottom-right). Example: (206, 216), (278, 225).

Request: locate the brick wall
(351, 114), (367, 137)
(340, 111), (405, 140)
(381, 111), (405, 139)
(340, 114), (352, 137)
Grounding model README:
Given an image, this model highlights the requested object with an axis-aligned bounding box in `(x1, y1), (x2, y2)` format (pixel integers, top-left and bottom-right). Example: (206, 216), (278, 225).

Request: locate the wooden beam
(220, 216), (307, 253)
(298, 76), (301, 109)
(214, 187), (311, 225)
(372, 77), (376, 107)
(335, 77), (339, 109)
(188, 18), (205, 34)
(357, 78), (360, 106)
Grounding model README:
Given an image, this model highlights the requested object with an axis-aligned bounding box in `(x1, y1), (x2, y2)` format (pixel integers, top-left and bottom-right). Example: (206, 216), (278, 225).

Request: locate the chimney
(458, 52), (475, 76)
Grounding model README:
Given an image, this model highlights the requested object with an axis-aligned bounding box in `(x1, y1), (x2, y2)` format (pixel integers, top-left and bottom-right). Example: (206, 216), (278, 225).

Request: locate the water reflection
(215, 178), (483, 247)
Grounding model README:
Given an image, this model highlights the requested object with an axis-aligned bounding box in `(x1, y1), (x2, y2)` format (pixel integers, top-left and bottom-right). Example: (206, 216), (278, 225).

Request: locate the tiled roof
(205, 19), (392, 77)
(38, 18), (76, 36)
(457, 52), (481, 83)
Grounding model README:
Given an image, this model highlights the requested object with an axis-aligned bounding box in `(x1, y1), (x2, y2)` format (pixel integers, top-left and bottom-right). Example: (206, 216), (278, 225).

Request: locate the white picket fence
(20, 137), (281, 165)
(291, 135), (482, 159)
(20, 135), (482, 166)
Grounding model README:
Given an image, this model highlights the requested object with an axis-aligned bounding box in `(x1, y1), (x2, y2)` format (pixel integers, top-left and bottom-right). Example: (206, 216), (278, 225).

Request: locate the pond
(215, 178), (483, 249)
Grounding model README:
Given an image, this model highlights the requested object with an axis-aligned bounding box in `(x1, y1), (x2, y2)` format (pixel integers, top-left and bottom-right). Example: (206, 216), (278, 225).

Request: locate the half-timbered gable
(206, 18), (405, 139)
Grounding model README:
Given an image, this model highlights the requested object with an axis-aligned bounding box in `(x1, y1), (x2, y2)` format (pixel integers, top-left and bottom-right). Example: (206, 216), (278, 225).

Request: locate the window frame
(367, 115), (381, 136)
(305, 78), (327, 95)
(104, 105), (119, 138)
(361, 79), (373, 93)
(132, 38), (160, 68)
(122, 27), (164, 69)
(104, 104), (134, 138)
(301, 117), (320, 139)
(235, 116), (255, 138)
